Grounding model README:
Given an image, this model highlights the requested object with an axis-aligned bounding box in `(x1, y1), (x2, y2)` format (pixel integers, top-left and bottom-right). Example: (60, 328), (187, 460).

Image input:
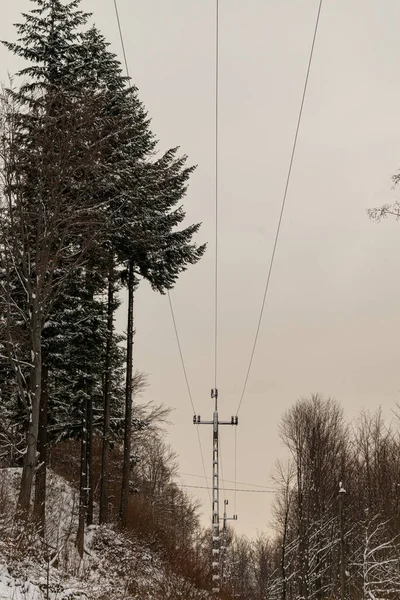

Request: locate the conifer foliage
(0, 0), (205, 544)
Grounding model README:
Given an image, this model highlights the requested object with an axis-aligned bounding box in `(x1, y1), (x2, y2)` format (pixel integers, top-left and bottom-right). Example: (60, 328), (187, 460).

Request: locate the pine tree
(2, 1), (206, 532)
(116, 149), (207, 523)
(77, 27), (206, 523)
(3, 0), (91, 94)
(75, 26), (156, 525)
(1, 0), (114, 514)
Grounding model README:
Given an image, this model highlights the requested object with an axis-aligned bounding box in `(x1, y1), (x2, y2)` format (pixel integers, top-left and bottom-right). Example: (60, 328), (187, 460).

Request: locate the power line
(167, 293), (196, 415)
(236, 0), (324, 416)
(167, 292), (211, 503)
(110, 0), (211, 504)
(113, 0), (130, 80)
(177, 484), (277, 494)
(195, 428), (211, 504)
(214, 0), (220, 390)
(179, 471), (275, 491)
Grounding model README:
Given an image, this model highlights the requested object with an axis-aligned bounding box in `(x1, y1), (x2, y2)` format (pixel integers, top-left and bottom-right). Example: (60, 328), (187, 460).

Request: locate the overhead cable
(214, 0), (220, 390)
(177, 484), (277, 494)
(111, 0), (210, 502)
(236, 0), (324, 415)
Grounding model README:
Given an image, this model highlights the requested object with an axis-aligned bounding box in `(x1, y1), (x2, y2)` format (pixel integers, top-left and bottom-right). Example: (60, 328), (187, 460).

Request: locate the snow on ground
(0, 563), (42, 600)
(0, 468), (207, 600)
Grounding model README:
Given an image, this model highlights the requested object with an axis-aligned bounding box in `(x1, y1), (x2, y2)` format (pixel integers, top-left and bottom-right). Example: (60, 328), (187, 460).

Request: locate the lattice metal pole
(211, 388), (220, 594)
(220, 499), (237, 585)
(193, 389), (238, 596)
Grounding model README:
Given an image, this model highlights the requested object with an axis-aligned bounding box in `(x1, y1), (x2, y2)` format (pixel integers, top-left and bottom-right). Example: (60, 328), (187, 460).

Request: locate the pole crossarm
(193, 416), (238, 426)
(221, 499), (238, 528)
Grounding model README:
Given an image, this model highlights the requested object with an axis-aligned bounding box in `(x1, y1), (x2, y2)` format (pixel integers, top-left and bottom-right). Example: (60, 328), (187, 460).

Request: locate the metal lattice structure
(193, 389), (238, 595)
(221, 499), (237, 584)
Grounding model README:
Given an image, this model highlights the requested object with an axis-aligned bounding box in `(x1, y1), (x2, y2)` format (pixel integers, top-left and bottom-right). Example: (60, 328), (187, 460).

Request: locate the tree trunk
(297, 462), (308, 600)
(34, 362), (48, 533)
(339, 489), (346, 600)
(281, 498), (289, 600)
(99, 255), (114, 524)
(120, 260), (134, 525)
(76, 386), (88, 558)
(86, 388), (94, 526)
(18, 304), (42, 513)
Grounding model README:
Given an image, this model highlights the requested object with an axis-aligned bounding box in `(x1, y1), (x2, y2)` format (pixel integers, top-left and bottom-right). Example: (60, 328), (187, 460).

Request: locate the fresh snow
(0, 469), (210, 600)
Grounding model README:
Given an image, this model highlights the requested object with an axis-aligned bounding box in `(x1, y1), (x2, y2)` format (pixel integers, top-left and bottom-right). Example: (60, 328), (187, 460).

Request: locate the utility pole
(220, 499), (237, 585)
(339, 482), (346, 600)
(193, 388), (238, 595)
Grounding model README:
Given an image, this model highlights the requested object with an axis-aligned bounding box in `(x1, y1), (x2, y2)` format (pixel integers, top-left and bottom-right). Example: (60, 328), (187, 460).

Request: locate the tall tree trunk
(100, 255), (114, 524)
(120, 260), (134, 525)
(297, 462), (308, 600)
(18, 303), (42, 513)
(281, 497), (290, 600)
(76, 384), (88, 558)
(339, 488), (346, 600)
(86, 387), (94, 526)
(34, 362), (48, 532)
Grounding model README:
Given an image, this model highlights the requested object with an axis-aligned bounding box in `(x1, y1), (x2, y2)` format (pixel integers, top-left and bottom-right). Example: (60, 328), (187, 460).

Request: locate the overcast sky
(2, 0), (400, 537)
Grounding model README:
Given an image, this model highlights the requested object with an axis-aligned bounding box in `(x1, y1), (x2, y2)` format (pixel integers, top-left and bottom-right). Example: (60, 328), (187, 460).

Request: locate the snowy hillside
(0, 469), (210, 600)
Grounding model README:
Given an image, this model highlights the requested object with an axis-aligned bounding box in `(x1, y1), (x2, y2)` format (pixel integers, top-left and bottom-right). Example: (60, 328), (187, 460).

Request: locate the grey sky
(2, 0), (400, 537)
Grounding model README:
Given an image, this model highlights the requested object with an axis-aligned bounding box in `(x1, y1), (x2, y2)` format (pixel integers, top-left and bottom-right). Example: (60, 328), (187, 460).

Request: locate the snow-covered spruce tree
(0, 87), (112, 516)
(73, 26), (157, 526)
(1, 0), (119, 515)
(78, 26), (206, 524)
(0, 356), (25, 468)
(116, 146), (207, 525)
(0, 295), (26, 469)
(0, 174), (33, 467)
(3, 1), (205, 532)
(36, 260), (107, 527)
(3, 2), (135, 528)
(106, 84), (207, 527)
(36, 24), (144, 526)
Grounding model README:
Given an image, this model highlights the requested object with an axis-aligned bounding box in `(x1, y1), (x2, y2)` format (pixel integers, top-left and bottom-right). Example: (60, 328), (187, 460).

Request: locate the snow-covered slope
(0, 469), (209, 600)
